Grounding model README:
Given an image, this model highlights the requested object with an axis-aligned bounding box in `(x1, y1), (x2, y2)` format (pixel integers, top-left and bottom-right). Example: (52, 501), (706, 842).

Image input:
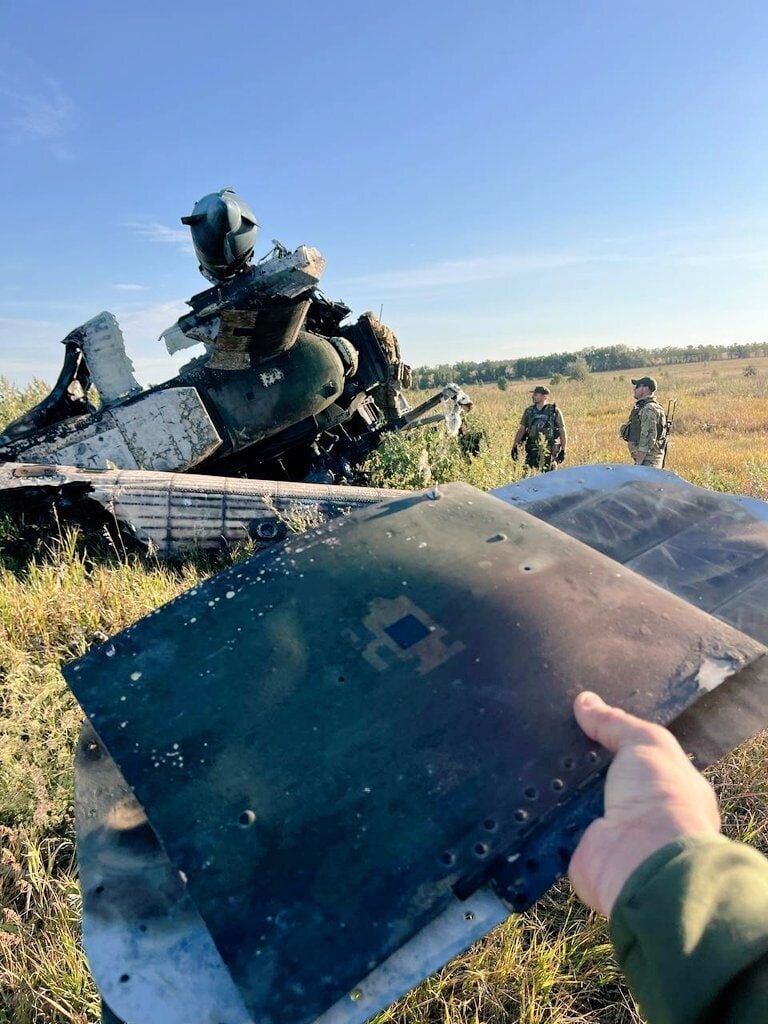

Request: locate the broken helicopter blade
(0, 462), (408, 556)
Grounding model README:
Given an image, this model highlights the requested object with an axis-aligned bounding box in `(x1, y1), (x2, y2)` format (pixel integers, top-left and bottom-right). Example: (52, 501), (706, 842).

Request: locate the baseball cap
(631, 376), (657, 391)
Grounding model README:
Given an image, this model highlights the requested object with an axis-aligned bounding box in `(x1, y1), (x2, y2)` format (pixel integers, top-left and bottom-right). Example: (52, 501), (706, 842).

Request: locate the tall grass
(0, 379), (51, 433)
(1, 361), (767, 1023)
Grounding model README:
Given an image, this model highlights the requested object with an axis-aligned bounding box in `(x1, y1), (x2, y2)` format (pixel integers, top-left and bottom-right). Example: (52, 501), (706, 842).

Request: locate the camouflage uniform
(520, 402), (566, 471)
(357, 313), (412, 420)
(621, 396), (666, 467)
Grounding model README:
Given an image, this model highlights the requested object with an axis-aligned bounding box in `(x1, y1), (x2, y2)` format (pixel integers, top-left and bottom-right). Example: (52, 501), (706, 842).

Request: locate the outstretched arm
(569, 692), (768, 1024)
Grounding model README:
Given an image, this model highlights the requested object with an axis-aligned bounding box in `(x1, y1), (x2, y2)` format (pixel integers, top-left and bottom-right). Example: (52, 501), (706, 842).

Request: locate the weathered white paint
(162, 317), (220, 355)
(22, 388), (222, 472)
(75, 311), (141, 404)
(696, 656), (739, 692)
(250, 244), (326, 298)
(258, 368), (284, 387)
(111, 388), (222, 470)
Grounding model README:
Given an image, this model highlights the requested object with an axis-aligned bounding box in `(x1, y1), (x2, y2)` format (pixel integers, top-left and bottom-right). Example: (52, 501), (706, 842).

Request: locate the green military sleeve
(610, 835), (768, 1024)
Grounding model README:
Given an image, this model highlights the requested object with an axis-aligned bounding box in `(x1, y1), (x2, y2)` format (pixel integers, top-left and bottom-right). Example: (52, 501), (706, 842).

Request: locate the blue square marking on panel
(385, 614), (431, 649)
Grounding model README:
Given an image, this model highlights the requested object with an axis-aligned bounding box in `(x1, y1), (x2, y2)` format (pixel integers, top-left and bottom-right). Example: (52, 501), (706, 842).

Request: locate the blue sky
(1, 0), (767, 385)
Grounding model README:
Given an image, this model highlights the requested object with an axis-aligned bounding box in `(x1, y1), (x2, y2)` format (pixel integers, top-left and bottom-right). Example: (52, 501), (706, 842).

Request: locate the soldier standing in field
(620, 376), (667, 467)
(511, 385), (567, 471)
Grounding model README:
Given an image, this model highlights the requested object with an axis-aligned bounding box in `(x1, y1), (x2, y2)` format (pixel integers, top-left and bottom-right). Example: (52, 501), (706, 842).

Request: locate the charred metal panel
(13, 388), (222, 472)
(206, 299), (311, 371)
(496, 466), (768, 645)
(65, 482), (766, 1024)
(74, 723), (252, 1024)
(75, 719), (511, 1024)
(0, 343), (92, 442)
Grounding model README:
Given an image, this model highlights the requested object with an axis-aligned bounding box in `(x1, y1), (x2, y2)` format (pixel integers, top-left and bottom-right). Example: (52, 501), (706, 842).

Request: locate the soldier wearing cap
(620, 377), (667, 467)
(511, 385), (567, 471)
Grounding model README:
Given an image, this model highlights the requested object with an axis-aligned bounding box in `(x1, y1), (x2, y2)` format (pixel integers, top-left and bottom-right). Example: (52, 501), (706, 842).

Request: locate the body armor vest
(526, 403), (558, 442)
(628, 397), (665, 445)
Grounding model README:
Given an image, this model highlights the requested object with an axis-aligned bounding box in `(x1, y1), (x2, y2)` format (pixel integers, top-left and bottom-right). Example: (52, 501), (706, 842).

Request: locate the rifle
(661, 399), (677, 469)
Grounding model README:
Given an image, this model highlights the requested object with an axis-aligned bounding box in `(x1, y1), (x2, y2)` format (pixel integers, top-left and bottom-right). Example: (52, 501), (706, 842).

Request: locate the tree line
(410, 341), (768, 390)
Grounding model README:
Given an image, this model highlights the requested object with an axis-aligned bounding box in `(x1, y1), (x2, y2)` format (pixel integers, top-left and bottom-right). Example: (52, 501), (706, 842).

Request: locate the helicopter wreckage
(0, 188), (470, 552)
(7, 194), (768, 1024)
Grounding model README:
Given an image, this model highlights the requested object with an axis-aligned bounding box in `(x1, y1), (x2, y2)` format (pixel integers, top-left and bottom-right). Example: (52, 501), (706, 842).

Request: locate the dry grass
(1, 358), (767, 1023)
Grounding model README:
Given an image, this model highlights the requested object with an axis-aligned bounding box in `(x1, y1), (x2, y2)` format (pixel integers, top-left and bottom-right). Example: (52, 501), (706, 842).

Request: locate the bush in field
(565, 358), (590, 382)
(549, 372), (564, 384)
(365, 428), (467, 489)
(744, 365), (758, 377)
(496, 376), (508, 390)
(0, 376), (51, 428)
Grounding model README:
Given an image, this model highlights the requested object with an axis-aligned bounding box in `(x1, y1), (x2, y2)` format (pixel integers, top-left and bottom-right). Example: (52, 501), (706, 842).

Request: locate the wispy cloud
(112, 296), (191, 353)
(332, 249), (639, 292)
(674, 249), (768, 268)
(124, 221), (192, 253)
(112, 283), (148, 292)
(0, 74), (75, 159)
(331, 228), (768, 294)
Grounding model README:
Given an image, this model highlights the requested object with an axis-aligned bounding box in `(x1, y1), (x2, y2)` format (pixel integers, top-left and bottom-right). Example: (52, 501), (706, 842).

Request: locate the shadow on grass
(0, 497), (263, 581)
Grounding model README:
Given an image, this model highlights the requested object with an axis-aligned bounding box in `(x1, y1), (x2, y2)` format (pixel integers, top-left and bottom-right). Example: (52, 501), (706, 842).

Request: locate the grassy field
(1, 357), (767, 1023)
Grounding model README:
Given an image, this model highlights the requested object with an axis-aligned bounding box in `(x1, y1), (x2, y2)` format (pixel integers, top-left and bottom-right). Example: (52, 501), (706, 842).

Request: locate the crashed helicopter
(0, 188), (470, 487)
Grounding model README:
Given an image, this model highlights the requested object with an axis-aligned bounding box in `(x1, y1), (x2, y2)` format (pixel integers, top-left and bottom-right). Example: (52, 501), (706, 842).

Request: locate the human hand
(568, 691), (721, 917)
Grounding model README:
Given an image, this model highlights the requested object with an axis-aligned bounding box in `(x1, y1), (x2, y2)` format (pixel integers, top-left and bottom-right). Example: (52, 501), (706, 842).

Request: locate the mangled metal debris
(63, 467), (768, 1024)
(0, 461), (408, 556)
(0, 187), (471, 483)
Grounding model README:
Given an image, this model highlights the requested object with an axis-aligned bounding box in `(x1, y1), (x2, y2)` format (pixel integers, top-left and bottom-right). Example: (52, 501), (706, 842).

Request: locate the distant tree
(409, 340), (768, 389)
(496, 376), (508, 390)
